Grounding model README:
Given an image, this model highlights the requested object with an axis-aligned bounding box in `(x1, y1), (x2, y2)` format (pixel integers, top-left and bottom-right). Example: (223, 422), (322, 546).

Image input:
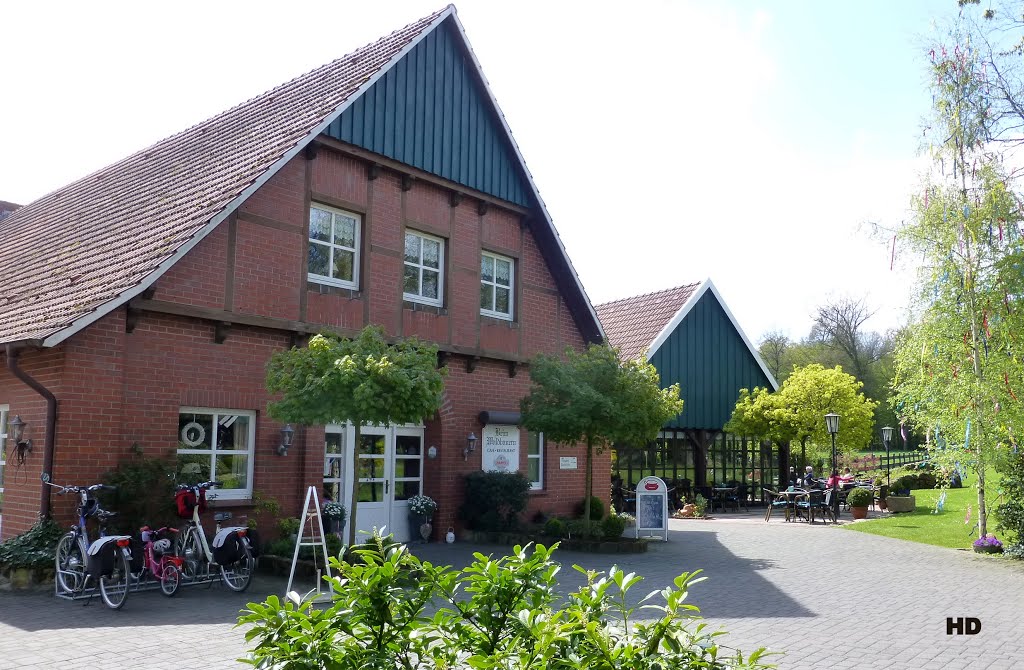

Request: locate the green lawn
(841, 470), (1005, 550)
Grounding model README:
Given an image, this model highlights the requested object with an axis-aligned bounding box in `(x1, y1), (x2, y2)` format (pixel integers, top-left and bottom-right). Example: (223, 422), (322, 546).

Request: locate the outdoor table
(711, 487), (738, 513)
(765, 488), (806, 522)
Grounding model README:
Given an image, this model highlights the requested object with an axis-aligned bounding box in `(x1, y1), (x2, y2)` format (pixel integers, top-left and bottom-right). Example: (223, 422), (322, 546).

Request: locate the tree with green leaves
(891, 26), (1024, 538)
(728, 364), (877, 473)
(520, 344), (683, 532)
(265, 325), (446, 546)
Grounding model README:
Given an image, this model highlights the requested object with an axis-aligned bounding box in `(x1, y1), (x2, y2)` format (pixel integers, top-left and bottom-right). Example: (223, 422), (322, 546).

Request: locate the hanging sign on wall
(482, 424), (520, 473)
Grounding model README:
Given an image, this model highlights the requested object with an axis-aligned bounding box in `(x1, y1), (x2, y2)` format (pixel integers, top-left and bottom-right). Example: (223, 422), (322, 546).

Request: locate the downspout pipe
(5, 344), (58, 520)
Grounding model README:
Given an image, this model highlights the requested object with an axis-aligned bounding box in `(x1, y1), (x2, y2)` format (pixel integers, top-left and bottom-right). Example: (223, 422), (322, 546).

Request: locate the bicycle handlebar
(46, 482), (117, 495)
(174, 480), (223, 491)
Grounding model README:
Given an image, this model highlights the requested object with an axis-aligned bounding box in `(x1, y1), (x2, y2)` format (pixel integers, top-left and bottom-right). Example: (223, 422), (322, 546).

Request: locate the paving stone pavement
(1, 513), (1022, 669)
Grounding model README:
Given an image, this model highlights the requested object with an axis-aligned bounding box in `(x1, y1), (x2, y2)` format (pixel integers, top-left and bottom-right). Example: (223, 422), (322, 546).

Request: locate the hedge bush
(845, 487), (873, 508)
(575, 495), (605, 521)
(600, 513), (627, 540)
(459, 471), (531, 531)
(0, 519), (64, 570)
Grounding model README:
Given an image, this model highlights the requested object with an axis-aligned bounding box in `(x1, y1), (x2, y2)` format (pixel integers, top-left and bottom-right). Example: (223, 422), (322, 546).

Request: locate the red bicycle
(136, 526), (184, 597)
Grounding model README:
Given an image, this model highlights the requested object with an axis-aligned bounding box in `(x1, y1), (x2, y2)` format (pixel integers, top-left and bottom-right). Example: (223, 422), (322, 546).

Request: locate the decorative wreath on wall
(180, 421), (207, 447)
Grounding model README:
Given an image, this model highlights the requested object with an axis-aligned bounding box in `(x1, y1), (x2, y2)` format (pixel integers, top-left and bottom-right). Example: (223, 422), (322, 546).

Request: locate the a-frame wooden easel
(285, 486), (334, 603)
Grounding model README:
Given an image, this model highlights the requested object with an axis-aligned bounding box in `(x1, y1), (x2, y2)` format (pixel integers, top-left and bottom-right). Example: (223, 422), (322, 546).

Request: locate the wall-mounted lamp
(8, 414), (31, 455)
(463, 432), (477, 461)
(277, 423), (295, 456)
(427, 445), (438, 459)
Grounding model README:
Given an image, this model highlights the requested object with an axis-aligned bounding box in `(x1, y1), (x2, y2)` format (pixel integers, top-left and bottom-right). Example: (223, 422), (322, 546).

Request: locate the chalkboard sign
(635, 476), (669, 541)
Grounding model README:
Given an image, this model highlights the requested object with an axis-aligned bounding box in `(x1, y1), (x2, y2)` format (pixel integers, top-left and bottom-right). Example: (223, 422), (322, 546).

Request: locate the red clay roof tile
(0, 7), (448, 345)
(595, 283), (701, 361)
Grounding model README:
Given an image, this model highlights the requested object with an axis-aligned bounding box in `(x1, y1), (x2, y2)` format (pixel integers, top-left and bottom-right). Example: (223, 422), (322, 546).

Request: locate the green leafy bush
(459, 470), (531, 531)
(277, 517), (300, 537)
(600, 513), (627, 540)
(239, 533), (773, 669)
(576, 495), (605, 521)
(99, 444), (177, 534)
(565, 518), (600, 539)
(543, 517), (565, 537)
(0, 519), (64, 570)
(846, 487), (873, 508)
(996, 446), (1024, 552)
(694, 493), (709, 517)
(265, 533), (343, 561)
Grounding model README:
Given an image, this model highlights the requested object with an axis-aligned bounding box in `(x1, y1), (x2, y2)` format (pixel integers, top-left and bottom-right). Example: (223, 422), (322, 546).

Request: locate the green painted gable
(649, 291), (773, 431)
(326, 18), (530, 207)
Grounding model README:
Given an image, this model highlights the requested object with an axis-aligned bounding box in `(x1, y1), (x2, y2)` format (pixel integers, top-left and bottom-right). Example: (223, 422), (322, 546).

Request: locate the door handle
(385, 480), (389, 494)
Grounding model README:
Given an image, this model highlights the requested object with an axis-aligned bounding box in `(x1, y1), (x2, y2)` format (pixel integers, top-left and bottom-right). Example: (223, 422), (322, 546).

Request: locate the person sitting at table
(802, 465), (817, 488)
(826, 470), (842, 489)
(840, 467), (855, 483)
(787, 466), (799, 488)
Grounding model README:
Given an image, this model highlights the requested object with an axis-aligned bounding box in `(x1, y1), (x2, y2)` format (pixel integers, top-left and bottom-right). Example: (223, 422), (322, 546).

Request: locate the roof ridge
(6, 5), (452, 218)
(594, 282), (701, 309)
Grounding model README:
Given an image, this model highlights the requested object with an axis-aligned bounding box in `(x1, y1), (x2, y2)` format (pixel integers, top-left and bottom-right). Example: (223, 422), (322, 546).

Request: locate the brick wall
(1, 141), (609, 540)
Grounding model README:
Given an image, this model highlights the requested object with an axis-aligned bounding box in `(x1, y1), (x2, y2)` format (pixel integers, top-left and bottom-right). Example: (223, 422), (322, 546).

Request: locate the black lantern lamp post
(882, 426), (893, 489)
(825, 413), (840, 518)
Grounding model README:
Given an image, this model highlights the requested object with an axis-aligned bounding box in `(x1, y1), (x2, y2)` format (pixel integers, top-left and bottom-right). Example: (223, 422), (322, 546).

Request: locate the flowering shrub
(408, 494), (437, 517)
(973, 534), (1003, 549)
(323, 501), (347, 521)
(1003, 543), (1024, 560)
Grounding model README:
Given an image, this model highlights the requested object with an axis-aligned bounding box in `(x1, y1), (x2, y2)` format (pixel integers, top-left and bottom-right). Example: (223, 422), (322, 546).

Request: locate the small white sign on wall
(482, 424), (520, 473)
(559, 456), (578, 470)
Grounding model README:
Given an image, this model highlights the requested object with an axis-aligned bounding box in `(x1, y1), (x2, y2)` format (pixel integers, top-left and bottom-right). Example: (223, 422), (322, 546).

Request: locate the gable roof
(0, 5), (602, 348)
(595, 283), (700, 362)
(596, 278), (778, 391)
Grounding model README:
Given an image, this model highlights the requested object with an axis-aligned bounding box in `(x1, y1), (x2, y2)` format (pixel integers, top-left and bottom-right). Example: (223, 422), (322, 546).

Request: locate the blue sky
(0, 1), (965, 342)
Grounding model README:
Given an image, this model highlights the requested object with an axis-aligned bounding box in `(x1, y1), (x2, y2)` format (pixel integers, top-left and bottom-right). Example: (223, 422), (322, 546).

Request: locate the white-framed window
(0, 405), (7, 497)
(308, 204), (361, 289)
(176, 408), (256, 500)
(527, 431), (543, 490)
(324, 427), (346, 505)
(480, 252), (514, 320)
(403, 230), (444, 306)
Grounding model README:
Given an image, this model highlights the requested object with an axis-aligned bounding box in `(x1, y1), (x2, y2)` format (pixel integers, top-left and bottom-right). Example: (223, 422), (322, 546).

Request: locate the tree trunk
(583, 437), (594, 534)
(348, 422), (362, 547)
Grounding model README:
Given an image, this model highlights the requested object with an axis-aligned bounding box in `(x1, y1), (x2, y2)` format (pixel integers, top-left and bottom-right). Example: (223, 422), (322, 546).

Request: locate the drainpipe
(5, 344), (58, 520)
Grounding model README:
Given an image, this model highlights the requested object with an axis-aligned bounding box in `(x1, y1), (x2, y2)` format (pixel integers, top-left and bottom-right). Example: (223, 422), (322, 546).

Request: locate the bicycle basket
(174, 489), (207, 518)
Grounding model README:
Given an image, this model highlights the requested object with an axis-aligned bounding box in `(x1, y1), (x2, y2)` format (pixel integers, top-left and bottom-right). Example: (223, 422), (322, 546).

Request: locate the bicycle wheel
(99, 549), (130, 610)
(159, 563), (181, 597)
(54, 533), (86, 594)
(220, 543), (254, 592)
(175, 527), (202, 581)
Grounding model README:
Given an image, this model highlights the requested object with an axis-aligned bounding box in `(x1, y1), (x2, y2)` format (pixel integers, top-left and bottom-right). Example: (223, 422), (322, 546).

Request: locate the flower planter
(850, 506), (869, 520)
(886, 495), (916, 513)
(973, 544), (1003, 554)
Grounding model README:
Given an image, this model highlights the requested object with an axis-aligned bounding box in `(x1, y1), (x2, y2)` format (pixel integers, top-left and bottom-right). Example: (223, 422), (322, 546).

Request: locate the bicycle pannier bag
(211, 527), (248, 565)
(86, 536), (130, 578)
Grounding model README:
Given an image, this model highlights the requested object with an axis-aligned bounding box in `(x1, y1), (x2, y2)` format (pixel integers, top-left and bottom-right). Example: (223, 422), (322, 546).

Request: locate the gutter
(5, 344), (58, 520)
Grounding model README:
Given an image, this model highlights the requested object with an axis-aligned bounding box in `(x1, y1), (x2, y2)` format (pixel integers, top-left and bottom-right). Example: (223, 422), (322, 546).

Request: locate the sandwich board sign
(635, 476), (669, 541)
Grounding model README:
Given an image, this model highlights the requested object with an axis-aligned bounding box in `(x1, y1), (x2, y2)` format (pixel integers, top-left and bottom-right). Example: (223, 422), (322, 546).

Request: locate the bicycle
(136, 525), (183, 597)
(48, 481), (133, 609)
(172, 481), (255, 592)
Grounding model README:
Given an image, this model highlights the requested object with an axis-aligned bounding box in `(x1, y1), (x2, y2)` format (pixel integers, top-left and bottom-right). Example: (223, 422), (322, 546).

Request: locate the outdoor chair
(796, 490), (832, 524)
(763, 487), (793, 522)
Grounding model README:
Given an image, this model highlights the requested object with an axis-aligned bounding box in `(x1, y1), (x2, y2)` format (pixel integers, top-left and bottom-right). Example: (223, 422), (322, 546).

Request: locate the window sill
(207, 497), (254, 508)
(308, 282), (362, 299)
(480, 314), (518, 328)
(403, 301), (448, 316)
(528, 488), (546, 496)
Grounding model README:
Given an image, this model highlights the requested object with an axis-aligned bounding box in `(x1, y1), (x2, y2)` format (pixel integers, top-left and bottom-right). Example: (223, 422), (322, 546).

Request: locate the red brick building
(0, 6), (606, 542)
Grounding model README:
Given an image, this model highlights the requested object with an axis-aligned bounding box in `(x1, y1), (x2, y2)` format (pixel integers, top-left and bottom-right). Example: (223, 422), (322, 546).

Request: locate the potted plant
(408, 494), (437, 542)
(846, 487), (872, 520)
(973, 534), (1004, 554)
(323, 501), (347, 536)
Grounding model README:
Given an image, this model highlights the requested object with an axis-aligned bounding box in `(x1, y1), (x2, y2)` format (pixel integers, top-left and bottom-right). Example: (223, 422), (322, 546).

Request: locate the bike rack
(54, 566), (241, 602)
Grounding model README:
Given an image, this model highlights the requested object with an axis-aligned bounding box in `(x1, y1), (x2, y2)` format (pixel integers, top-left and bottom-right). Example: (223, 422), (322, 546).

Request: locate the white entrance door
(328, 424), (423, 543)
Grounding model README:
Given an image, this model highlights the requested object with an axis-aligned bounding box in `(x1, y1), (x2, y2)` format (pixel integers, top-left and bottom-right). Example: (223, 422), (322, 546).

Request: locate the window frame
(527, 431), (544, 490)
(176, 407), (256, 500)
(307, 203), (362, 290)
(403, 230), (445, 307)
(0, 405), (7, 496)
(480, 251), (515, 320)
